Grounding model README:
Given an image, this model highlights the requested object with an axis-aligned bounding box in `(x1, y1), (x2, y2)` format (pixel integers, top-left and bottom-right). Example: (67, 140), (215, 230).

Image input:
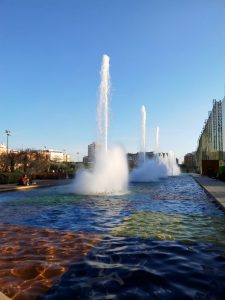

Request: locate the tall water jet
(130, 109), (180, 182)
(74, 55), (128, 195)
(98, 54), (110, 153)
(140, 105), (146, 161)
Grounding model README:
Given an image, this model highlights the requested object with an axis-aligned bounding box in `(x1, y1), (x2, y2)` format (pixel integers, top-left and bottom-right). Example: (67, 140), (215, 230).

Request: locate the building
(87, 142), (103, 163)
(83, 156), (89, 164)
(0, 144), (6, 154)
(63, 152), (71, 162)
(88, 142), (96, 163)
(127, 152), (155, 169)
(127, 152), (138, 169)
(41, 149), (71, 163)
(184, 152), (196, 172)
(196, 98), (225, 176)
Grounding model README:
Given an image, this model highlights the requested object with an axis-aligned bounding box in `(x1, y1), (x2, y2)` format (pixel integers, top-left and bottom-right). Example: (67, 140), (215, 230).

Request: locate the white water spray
(130, 109), (180, 182)
(74, 55), (128, 194)
(98, 54), (110, 153)
(140, 105), (146, 161)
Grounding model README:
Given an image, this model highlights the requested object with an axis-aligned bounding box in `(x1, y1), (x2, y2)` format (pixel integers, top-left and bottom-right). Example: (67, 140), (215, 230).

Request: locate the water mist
(140, 105), (146, 162)
(130, 108), (180, 182)
(74, 55), (128, 195)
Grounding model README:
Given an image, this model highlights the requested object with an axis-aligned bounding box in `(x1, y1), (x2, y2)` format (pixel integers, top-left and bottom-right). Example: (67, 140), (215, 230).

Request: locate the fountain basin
(0, 175), (225, 299)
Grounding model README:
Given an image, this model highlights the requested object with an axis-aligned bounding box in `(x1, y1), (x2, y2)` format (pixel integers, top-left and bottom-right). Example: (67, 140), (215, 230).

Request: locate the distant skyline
(0, 0), (225, 162)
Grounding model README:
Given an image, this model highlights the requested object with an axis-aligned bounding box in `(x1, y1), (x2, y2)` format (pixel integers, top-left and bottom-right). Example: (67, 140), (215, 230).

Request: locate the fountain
(159, 151), (181, 176)
(74, 55), (128, 195)
(140, 105), (146, 162)
(0, 59), (223, 300)
(130, 107), (180, 182)
(97, 54), (110, 153)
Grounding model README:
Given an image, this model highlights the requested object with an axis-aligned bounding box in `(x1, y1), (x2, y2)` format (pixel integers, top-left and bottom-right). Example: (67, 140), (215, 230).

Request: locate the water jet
(130, 107), (180, 182)
(74, 55), (128, 195)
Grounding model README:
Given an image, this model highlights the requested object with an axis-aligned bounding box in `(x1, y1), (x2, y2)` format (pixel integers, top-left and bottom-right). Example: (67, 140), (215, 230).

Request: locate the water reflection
(0, 224), (101, 300)
(42, 237), (225, 300)
(113, 211), (225, 244)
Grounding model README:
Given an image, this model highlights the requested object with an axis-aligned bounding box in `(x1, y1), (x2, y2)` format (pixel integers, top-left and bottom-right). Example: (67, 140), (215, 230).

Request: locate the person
(18, 174), (30, 186)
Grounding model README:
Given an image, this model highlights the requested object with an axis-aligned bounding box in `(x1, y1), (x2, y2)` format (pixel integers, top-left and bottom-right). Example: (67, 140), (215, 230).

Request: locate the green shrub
(0, 172), (23, 184)
(219, 166), (225, 175)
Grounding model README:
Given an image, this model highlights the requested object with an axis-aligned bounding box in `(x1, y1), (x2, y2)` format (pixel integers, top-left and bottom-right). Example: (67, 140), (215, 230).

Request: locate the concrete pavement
(0, 179), (73, 193)
(192, 174), (225, 211)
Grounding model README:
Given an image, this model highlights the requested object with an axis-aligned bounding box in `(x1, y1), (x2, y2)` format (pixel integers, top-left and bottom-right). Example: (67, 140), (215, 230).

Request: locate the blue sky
(0, 0), (225, 162)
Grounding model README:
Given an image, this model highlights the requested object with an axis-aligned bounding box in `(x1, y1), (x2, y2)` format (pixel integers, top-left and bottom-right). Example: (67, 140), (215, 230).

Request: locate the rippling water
(0, 175), (225, 299)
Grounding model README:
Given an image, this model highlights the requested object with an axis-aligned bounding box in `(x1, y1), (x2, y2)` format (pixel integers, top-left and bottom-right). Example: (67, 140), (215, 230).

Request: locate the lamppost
(5, 130), (11, 154)
(5, 130), (11, 176)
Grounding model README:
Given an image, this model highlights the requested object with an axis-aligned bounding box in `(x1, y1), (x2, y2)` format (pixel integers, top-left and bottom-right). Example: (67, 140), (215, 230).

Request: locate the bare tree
(16, 149), (50, 175)
(0, 152), (19, 172)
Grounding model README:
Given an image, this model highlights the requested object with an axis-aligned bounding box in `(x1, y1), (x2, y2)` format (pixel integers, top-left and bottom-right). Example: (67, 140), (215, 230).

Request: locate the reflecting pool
(0, 175), (225, 299)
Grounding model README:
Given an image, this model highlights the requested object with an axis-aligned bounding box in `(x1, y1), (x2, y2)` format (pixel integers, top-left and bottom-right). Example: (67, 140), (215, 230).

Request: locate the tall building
(88, 142), (96, 163)
(196, 98), (224, 175)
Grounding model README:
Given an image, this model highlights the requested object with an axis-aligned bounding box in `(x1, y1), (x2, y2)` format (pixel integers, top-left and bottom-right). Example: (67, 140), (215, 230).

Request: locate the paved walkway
(192, 174), (225, 211)
(0, 179), (73, 193)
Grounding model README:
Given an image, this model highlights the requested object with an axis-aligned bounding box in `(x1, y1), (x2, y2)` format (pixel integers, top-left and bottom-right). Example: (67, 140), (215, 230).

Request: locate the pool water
(0, 175), (225, 299)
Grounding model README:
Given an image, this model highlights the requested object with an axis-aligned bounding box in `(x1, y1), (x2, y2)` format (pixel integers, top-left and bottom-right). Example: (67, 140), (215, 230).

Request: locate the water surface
(0, 175), (224, 299)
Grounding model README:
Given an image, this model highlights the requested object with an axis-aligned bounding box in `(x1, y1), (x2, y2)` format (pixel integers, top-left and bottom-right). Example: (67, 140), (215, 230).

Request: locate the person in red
(22, 175), (30, 186)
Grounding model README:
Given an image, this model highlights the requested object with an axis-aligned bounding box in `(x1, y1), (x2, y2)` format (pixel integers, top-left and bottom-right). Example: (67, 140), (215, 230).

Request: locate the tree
(16, 149), (50, 175)
(0, 151), (19, 172)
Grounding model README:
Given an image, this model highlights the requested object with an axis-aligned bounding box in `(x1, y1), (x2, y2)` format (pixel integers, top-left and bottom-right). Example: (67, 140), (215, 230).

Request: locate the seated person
(18, 175), (30, 186)
(23, 175), (29, 185)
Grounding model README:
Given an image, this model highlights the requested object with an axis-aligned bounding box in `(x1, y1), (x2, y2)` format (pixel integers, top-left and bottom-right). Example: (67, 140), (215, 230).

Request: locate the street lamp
(5, 130), (11, 154)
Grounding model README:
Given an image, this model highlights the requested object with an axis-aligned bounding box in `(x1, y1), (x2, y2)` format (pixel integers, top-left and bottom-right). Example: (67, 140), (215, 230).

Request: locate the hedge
(0, 172), (23, 184)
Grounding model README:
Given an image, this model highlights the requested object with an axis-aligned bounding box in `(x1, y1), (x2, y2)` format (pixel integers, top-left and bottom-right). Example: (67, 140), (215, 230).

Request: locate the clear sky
(0, 0), (225, 162)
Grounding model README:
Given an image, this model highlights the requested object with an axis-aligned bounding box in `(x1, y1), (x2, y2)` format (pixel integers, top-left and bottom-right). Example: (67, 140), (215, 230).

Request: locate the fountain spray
(140, 105), (146, 161)
(74, 55), (128, 195)
(98, 54), (110, 153)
